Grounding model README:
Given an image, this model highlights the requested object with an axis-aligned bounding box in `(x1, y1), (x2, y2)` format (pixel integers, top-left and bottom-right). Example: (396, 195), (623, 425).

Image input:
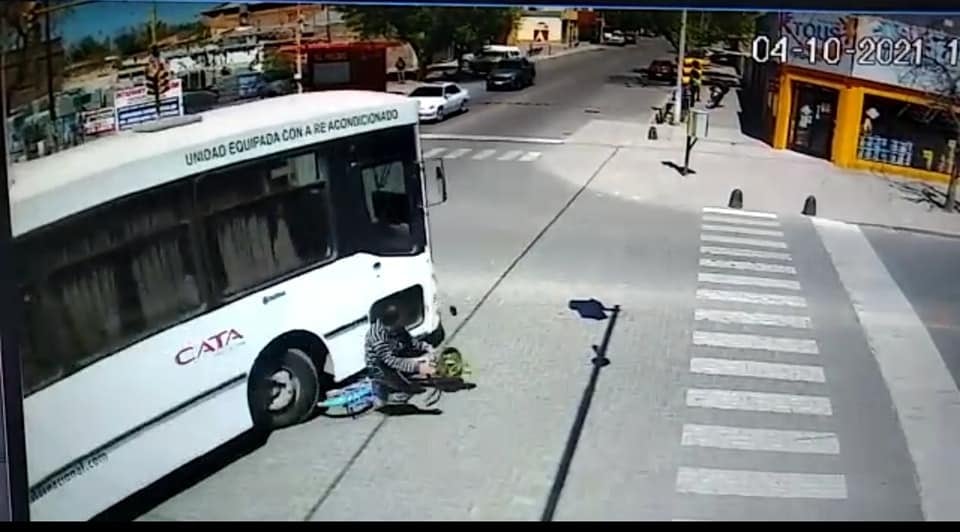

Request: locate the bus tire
(248, 347), (320, 431)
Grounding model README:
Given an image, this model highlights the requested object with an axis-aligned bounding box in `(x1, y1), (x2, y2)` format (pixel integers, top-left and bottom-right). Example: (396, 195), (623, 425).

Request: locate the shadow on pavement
(661, 160), (696, 175)
(377, 404), (443, 416)
(94, 429), (271, 521)
(886, 179), (960, 213)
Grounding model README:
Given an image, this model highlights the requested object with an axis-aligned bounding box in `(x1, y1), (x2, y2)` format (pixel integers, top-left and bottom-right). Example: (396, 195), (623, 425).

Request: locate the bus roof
(9, 90), (419, 237)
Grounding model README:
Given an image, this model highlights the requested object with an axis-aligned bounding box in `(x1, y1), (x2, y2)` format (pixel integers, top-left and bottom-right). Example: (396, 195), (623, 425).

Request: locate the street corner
(566, 141), (703, 208)
(565, 118), (682, 149)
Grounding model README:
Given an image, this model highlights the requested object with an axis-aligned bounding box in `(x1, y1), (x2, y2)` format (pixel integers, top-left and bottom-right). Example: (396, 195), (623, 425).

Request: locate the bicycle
(317, 347), (474, 418)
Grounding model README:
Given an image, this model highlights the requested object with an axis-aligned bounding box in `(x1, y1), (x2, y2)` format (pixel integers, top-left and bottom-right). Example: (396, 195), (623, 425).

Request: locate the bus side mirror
(424, 158), (448, 207)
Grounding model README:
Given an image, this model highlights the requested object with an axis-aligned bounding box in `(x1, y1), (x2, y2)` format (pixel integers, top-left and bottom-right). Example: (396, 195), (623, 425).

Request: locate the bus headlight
(370, 285), (425, 329)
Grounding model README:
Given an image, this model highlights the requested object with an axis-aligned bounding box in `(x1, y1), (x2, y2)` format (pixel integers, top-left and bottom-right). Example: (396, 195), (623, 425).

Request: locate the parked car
(408, 82), (470, 122)
(624, 31), (638, 45)
(604, 30), (626, 46)
(646, 59), (677, 84)
(486, 58), (536, 90)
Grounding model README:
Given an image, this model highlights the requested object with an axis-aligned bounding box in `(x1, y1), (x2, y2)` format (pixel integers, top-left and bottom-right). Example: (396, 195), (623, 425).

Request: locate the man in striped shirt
(365, 304), (436, 406)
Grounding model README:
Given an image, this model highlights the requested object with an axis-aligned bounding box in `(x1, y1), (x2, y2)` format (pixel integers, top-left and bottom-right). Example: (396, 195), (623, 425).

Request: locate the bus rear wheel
(249, 347), (320, 431)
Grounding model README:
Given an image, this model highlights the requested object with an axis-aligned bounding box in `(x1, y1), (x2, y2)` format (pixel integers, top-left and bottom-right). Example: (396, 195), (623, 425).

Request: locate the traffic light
(682, 57), (704, 86)
(145, 56), (171, 98)
(21, 2), (40, 27)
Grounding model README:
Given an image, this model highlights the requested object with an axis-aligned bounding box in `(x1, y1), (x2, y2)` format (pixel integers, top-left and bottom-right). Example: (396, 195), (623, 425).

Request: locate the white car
(604, 30), (626, 46)
(408, 82), (470, 122)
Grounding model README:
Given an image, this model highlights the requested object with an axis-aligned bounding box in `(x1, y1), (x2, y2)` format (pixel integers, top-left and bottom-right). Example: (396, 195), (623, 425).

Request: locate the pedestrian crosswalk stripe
(472, 149), (497, 160)
(680, 424), (839, 453)
(676, 468), (847, 499)
(698, 272), (801, 291)
(702, 207), (778, 219)
(700, 246), (792, 261)
(695, 309), (811, 328)
(701, 224), (786, 238)
(422, 146), (543, 163)
(693, 331), (819, 354)
(697, 289), (807, 307)
(690, 357), (826, 383)
(497, 149), (524, 161)
(702, 215), (781, 228)
(443, 148), (471, 159)
(700, 258), (797, 275)
(702, 234), (789, 249)
(686, 388), (833, 415)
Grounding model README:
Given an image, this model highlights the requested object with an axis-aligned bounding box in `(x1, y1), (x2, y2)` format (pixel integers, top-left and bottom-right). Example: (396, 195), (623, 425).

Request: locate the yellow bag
(435, 347), (471, 379)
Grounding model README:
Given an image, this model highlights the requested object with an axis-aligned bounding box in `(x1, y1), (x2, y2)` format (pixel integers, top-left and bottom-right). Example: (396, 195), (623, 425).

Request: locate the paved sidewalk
(563, 86), (960, 237)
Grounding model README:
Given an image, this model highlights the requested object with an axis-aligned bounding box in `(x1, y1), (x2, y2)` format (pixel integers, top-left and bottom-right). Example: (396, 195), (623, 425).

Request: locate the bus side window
(16, 183), (202, 393)
(197, 150), (335, 297)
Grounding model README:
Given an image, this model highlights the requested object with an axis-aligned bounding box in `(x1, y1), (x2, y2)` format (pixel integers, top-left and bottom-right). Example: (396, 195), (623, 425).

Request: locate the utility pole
(325, 5), (332, 43)
(295, 3), (303, 93)
(151, 1), (157, 45)
(673, 9), (687, 125)
(44, 0), (56, 145)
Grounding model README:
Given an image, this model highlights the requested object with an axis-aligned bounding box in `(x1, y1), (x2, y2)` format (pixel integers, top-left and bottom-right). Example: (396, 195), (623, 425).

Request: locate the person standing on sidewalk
(690, 69), (702, 104)
(395, 56), (407, 84)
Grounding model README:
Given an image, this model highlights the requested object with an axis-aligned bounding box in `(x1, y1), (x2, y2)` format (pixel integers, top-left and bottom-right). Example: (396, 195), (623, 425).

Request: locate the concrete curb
(420, 133), (565, 145)
(844, 219), (960, 240)
(529, 44), (604, 63)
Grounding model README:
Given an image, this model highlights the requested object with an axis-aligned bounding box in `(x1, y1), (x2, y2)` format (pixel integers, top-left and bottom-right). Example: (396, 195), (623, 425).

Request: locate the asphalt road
(420, 40), (675, 140)
(861, 227), (960, 391)
(126, 40), (960, 522)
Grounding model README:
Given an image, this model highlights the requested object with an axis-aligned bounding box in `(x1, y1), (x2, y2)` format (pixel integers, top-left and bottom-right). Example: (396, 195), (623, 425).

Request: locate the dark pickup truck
(646, 60), (677, 84)
(485, 58), (536, 91)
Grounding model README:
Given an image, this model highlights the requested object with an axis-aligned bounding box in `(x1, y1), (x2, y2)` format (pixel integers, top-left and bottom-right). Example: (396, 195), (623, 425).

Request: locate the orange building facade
(745, 13), (960, 183)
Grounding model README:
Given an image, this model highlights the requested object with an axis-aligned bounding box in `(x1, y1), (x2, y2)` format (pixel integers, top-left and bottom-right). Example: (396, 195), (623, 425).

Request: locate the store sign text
(183, 108), (401, 167)
(176, 329), (246, 366)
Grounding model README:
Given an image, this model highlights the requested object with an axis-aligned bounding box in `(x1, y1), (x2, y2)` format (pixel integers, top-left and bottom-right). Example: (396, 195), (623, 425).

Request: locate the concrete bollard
(648, 126), (658, 140)
(729, 189), (743, 209)
(802, 195), (817, 216)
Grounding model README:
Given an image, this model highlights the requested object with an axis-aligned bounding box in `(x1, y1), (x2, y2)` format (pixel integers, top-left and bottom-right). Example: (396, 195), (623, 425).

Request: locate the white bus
(8, 91), (449, 521)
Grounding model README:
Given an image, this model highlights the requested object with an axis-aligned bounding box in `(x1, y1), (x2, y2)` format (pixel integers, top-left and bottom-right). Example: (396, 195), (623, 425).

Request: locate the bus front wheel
(249, 347), (320, 430)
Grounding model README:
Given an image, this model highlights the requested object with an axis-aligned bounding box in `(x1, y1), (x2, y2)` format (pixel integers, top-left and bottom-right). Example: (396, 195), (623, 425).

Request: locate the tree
(68, 34), (110, 63)
(605, 10), (758, 51)
(2, 2), (42, 110)
(898, 31), (960, 212)
(111, 24), (149, 56)
(339, 6), (519, 79)
(110, 19), (205, 57)
(2, 1), (75, 116)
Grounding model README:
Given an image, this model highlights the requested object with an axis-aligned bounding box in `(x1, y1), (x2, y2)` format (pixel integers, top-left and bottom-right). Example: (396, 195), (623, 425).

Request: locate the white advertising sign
(777, 12), (857, 76)
(81, 108), (116, 136)
(517, 16), (562, 43)
(852, 16), (960, 95)
(114, 79), (184, 131)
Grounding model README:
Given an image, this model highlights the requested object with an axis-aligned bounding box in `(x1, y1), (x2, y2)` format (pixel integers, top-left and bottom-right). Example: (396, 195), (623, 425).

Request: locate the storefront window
(858, 94), (957, 175)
